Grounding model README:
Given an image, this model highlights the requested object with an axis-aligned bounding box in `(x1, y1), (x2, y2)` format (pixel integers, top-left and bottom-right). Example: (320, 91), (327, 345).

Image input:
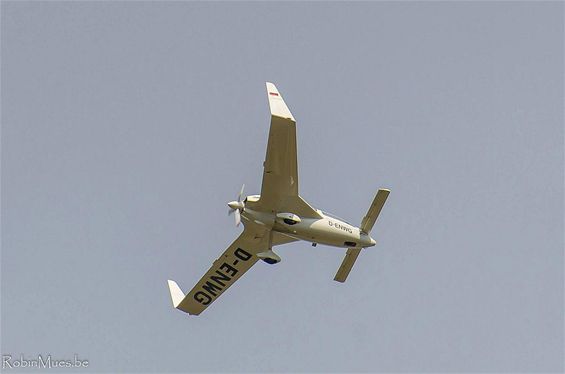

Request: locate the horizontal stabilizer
(360, 189), (390, 234)
(334, 248), (362, 283)
(167, 280), (186, 309)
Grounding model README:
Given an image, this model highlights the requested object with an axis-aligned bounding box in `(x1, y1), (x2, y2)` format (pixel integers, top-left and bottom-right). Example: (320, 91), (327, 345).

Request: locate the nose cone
(228, 201), (243, 210)
(369, 237), (376, 246)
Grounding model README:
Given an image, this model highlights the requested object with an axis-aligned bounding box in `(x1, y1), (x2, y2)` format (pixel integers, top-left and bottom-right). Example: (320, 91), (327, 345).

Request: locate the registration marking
(192, 248), (253, 306)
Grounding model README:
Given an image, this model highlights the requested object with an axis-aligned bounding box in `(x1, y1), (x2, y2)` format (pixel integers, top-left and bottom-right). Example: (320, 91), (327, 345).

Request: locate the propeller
(227, 184), (245, 226)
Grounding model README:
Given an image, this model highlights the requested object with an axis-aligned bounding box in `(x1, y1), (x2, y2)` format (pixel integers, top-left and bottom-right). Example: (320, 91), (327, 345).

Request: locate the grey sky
(2, 2), (563, 373)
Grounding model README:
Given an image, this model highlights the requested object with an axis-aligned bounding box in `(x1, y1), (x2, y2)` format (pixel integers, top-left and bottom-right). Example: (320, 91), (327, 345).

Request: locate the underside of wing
(257, 83), (321, 219)
(167, 223), (300, 316)
(258, 83), (299, 209)
(272, 231), (299, 246)
(169, 228), (267, 315)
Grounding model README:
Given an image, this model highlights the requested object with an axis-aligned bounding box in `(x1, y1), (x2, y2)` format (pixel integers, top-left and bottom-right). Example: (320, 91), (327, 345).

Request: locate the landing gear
(312, 242), (317, 247)
(261, 257), (279, 265)
(257, 229), (282, 264)
(257, 250), (281, 264)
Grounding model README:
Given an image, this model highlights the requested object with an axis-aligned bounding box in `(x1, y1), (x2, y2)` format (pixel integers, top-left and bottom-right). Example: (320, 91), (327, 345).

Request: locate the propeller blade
(238, 184), (245, 202)
(229, 185), (245, 223)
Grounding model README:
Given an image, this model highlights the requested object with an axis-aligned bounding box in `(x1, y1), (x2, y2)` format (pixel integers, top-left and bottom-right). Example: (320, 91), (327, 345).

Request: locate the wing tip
(265, 82), (281, 97)
(167, 279), (186, 309)
(265, 82), (277, 94)
(265, 82), (295, 121)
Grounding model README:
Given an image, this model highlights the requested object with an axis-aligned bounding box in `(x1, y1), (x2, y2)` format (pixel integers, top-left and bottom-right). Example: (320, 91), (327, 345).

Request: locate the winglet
(266, 82), (295, 122)
(167, 280), (186, 309)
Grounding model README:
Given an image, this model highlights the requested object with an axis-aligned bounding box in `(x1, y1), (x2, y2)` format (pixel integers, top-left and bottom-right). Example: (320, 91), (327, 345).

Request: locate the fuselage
(241, 195), (376, 249)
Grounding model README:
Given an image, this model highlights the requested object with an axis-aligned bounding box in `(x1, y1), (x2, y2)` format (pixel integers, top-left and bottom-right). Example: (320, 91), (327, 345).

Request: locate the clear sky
(2, 2), (563, 373)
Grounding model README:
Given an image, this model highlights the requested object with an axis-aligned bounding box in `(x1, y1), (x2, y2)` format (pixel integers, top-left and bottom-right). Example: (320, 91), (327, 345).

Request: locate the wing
(167, 223), (298, 315)
(256, 82), (321, 218)
(272, 231), (299, 246)
(259, 82), (297, 205)
(168, 227), (267, 315)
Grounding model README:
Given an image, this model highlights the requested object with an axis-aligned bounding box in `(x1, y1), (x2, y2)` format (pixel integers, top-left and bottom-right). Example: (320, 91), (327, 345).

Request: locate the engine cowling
(276, 212), (301, 226)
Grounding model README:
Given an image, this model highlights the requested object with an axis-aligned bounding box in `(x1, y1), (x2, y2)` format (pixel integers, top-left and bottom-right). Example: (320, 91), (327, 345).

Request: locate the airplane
(167, 82), (390, 315)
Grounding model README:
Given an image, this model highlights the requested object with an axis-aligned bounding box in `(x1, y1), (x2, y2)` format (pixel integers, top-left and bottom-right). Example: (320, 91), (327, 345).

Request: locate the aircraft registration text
(328, 220), (353, 234)
(193, 248), (252, 305)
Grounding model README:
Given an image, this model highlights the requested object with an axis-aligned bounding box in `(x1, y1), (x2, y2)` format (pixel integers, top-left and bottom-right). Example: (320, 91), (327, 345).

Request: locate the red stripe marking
(269, 92), (279, 96)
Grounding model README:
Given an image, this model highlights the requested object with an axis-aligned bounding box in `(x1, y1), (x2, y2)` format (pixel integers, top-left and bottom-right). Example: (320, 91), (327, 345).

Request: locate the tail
(334, 189), (390, 282)
(360, 189), (390, 234)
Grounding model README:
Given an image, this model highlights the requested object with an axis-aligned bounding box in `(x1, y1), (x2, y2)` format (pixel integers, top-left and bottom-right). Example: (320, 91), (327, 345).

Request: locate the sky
(1, 2), (563, 373)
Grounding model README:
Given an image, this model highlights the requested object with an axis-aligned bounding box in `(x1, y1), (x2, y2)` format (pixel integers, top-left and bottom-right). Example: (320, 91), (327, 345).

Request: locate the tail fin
(333, 189), (390, 283)
(360, 189), (390, 234)
(333, 248), (362, 283)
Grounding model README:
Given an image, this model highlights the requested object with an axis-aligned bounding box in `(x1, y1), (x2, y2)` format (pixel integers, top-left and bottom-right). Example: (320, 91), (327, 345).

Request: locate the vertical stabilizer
(334, 248), (362, 283)
(360, 189), (390, 234)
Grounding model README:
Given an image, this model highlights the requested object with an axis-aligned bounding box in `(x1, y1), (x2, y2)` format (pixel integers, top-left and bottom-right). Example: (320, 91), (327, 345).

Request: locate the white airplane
(167, 82), (390, 315)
